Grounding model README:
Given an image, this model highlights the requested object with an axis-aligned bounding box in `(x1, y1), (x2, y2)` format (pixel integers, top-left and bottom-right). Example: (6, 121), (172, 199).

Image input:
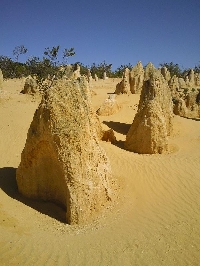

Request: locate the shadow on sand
(0, 167), (66, 223)
(103, 121), (131, 135)
(182, 116), (200, 122)
(103, 121), (132, 150)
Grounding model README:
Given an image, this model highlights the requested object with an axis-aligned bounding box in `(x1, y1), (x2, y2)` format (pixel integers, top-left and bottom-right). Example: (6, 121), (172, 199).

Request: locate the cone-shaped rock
(16, 77), (114, 225)
(21, 76), (38, 94)
(125, 67), (173, 154)
(115, 68), (130, 94)
(96, 94), (121, 116)
(0, 69), (3, 89)
(129, 61), (144, 94)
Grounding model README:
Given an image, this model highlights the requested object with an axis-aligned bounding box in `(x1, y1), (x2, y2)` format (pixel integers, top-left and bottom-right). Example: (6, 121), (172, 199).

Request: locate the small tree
(44, 45), (60, 66)
(13, 45), (28, 62)
(0, 55), (14, 78)
(62, 47), (75, 65)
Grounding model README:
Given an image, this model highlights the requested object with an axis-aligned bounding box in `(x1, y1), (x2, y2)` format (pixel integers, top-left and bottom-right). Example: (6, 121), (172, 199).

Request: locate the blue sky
(1, 0), (200, 70)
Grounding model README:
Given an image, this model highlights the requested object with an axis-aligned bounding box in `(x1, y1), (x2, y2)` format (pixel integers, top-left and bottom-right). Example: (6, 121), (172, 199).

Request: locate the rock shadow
(0, 167), (66, 223)
(182, 116), (200, 121)
(113, 140), (125, 149)
(103, 121), (131, 135)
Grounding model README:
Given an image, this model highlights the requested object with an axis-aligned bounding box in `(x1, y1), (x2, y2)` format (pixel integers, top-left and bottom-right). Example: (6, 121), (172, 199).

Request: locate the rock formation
(173, 91), (200, 118)
(161, 67), (171, 82)
(91, 112), (117, 143)
(115, 68), (130, 94)
(125, 66), (173, 154)
(144, 62), (156, 80)
(94, 74), (98, 81)
(169, 69), (200, 92)
(173, 98), (188, 117)
(96, 94), (121, 116)
(188, 69), (195, 87)
(87, 69), (93, 82)
(185, 76), (190, 87)
(129, 61), (144, 94)
(0, 69), (3, 89)
(21, 76), (38, 94)
(72, 64), (81, 79)
(103, 72), (108, 80)
(16, 77), (115, 225)
(195, 73), (200, 86)
(101, 129), (116, 143)
(178, 78), (186, 89)
(197, 90), (200, 104)
(59, 65), (73, 79)
(169, 75), (180, 91)
(185, 91), (198, 108)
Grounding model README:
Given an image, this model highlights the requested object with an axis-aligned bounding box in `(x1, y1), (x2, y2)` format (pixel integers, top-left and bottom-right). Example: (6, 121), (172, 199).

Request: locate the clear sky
(1, 0), (200, 70)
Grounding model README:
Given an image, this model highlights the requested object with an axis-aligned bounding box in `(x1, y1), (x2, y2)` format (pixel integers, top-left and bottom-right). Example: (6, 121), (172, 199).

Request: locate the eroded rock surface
(21, 76), (38, 94)
(97, 94), (121, 116)
(72, 64), (81, 79)
(115, 68), (130, 94)
(129, 61), (144, 94)
(16, 77), (115, 225)
(144, 62), (156, 80)
(173, 91), (200, 118)
(161, 67), (171, 82)
(87, 69), (93, 82)
(125, 67), (173, 154)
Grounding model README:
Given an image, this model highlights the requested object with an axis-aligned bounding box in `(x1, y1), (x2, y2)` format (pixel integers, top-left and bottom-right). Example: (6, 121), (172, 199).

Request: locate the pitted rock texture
(125, 67), (173, 154)
(115, 68), (130, 95)
(96, 95), (121, 116)
(173, 91), (200, 118)
(129, 61), (144, 94)
(16, 77), (115, 225)
(21, 76), (38, 94)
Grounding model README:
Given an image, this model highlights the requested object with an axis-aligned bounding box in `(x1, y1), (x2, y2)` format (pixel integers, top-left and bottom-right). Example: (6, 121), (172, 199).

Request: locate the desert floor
(0, 78), (200, 266)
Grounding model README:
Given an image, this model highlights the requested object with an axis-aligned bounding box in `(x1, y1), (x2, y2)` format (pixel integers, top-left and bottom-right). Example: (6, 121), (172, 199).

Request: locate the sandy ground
(0, 78), (200, 265)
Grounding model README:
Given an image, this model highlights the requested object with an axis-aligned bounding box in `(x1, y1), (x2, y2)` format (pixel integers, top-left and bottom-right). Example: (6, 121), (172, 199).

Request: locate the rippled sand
(0, 78), (200, 265)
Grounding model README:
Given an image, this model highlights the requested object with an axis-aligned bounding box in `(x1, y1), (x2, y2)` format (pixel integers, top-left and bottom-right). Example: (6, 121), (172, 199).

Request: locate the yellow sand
(0, 78), (200, 265)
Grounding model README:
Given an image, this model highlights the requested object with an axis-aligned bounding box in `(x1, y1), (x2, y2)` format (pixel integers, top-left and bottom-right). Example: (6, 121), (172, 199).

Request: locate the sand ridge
(0, 78), (200, 265)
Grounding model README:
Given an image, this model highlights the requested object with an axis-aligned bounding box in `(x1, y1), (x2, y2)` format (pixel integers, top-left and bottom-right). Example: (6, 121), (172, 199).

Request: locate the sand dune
(0, 78), (200, 265)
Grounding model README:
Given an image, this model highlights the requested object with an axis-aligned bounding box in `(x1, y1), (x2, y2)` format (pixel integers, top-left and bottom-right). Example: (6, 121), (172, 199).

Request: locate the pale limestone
(169, 75), (179, 91)
(87, 69), (93, 82)
(21, 76), (38, 94)
(144, 62), (156, 80)
(115, 68), (130, 94)
(129, 61), (144, 94)
(94, 74), (98, 81)
(125, 67), (173, 154)
(188, 69), (195, 87)
(72, 64), (81, 79)
(178, 78), (186, 89)
(103, 72), (108, 80)
(16, 77), (114, 225)
(96, 96), (121, 116)
(195, 73), (200, 86)
(161, 67), (171, 82)
(173, 91), (200, 118)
